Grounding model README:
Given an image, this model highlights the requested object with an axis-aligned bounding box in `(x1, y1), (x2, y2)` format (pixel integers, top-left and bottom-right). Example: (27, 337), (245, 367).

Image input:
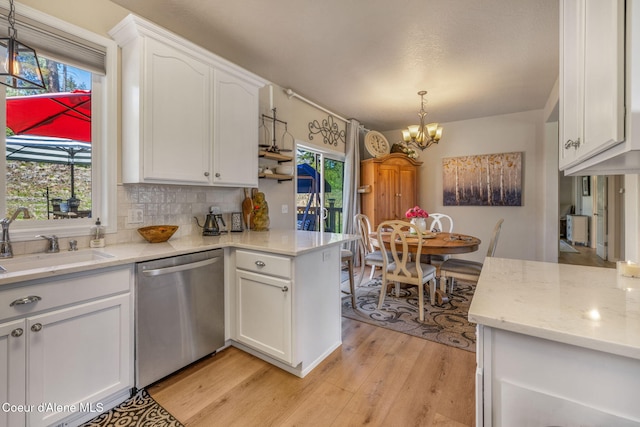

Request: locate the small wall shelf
(259, 150), (293, 163)
(259, 172), (293, 182)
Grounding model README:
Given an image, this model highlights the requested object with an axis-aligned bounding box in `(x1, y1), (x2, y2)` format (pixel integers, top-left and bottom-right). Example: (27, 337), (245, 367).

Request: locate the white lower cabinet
(232, 247), (342, 377)
(477, 325), (640, 426)
(0, 266), (133, 427)
(236, 270), (292, 363)
(0, 320), (26, 427)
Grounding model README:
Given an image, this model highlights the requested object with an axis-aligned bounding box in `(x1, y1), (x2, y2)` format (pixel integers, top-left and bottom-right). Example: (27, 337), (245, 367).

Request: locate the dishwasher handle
(141, 257), (221, 277)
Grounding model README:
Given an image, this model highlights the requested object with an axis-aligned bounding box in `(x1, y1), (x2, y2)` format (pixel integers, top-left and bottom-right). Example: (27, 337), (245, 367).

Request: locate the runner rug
(81, 389), (183, 427)
(341, 278), (477, 352)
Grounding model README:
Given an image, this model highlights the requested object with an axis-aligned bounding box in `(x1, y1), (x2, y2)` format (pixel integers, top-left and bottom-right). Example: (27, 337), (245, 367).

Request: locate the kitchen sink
(0, 250), (115, 273)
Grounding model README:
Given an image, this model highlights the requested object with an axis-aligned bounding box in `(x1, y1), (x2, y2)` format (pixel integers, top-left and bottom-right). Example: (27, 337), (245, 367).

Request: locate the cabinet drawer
(236, 250), (291, 279)
(0, 267), (132, 322)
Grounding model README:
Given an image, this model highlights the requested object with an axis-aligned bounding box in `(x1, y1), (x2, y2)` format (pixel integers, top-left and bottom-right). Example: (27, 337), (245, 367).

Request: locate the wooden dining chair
(377, 220), (438, 322)
(439, 218), (504, 294)
(354, 213), (385, 284)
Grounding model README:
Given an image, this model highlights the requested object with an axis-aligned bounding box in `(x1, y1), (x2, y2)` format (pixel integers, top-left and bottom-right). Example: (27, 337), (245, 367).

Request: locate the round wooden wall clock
(364, 131), (391, 157)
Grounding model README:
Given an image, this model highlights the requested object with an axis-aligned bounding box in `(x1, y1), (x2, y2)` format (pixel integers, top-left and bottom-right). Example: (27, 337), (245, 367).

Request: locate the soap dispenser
(90, 218), (105, 248)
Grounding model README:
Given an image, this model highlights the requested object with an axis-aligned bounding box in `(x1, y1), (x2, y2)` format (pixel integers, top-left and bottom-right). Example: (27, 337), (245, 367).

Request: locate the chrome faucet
(0, 207), (31, 258)
(36, 235), (60, 253)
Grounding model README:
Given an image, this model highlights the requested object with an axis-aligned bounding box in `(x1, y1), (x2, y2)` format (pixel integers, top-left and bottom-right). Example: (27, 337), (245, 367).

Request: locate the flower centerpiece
(405, 205), (429, 234)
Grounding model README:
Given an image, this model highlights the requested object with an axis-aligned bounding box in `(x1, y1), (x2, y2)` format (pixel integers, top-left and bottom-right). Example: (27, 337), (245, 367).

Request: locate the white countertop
(0, 229), (357, 286)
(469, 257), (640, 360)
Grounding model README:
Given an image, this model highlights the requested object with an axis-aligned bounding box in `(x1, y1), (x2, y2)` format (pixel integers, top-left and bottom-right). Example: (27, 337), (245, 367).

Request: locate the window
(0, 3), (117, 240)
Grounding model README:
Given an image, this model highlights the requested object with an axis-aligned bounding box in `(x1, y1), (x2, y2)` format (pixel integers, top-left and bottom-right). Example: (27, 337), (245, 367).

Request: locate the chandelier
(401, 90), (442, 150)
(0, 0), (46, 89)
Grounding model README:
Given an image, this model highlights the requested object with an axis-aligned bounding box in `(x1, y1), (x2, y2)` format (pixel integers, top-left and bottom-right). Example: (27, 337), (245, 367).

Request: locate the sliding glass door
(296, 146), (344, 233)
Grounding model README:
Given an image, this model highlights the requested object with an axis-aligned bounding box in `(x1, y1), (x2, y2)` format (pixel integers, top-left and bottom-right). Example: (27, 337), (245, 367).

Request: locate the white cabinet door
(27, 294), (131, 427)
(212, 68), (259, 187)
(559, 0), (583, 169)
(0, 320), (26, 427)
(141, 37), (212, 184)
(559, 0), (625, 170)
(479, 326), (640, 426)
(581, 0), (625, 159)
(236, 270), (292, 363)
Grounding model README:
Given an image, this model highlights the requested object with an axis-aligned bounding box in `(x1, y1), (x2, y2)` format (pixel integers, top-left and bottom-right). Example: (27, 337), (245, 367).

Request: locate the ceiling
(110, 0), (559, 132)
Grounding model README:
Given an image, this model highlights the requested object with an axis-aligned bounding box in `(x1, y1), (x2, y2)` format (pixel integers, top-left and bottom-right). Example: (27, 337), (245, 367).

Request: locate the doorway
(558, 174), (623, 267)
(296, 146), (344, 233)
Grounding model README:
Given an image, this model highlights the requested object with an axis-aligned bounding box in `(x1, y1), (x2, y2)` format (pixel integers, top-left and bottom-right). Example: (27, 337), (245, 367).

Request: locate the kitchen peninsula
(470, 257), (640, 426)
(0, 230), (355, 427)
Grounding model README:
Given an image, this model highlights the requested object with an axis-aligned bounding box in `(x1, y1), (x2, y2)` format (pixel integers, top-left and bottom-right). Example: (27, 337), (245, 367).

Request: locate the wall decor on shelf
(442, 151), (523, 206)
(260, 107), (294, 153)
(308, 115), (346, 146)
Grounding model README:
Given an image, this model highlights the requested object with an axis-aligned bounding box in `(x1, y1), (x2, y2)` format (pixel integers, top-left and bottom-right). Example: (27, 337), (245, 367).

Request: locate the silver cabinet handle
(11, 328), (23, 337)
(215, 173), (221, 178)
(204, 171), (210, 177)
(31, 323), (43, 332)
(10, 295), (42, 307)
(564, 138), (580, 149)
(255, 260), (266, 267)
(282, 286), (289, 293)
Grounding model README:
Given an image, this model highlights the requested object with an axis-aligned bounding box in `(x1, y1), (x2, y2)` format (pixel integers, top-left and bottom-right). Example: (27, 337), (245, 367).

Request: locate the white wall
(383, 110), (546, 263)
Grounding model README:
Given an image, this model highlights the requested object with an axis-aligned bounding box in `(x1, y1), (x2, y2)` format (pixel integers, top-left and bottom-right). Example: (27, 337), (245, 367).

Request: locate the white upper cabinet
(559, 0), (640, 175)
(110, 15), (265, 186)
(212, 69), (259, 187)
(560, 0), (625, 173)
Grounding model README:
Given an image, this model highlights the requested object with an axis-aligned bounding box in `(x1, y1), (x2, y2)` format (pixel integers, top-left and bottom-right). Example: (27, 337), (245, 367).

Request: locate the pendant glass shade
(0, 37), (46, 89)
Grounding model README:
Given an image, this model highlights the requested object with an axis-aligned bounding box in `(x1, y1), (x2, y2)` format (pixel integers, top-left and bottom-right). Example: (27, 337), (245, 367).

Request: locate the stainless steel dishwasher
(135, 249), (224, 389)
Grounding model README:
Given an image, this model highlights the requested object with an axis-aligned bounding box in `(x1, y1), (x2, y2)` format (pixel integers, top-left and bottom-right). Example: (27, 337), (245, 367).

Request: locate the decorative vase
(410, 217), (428, 234)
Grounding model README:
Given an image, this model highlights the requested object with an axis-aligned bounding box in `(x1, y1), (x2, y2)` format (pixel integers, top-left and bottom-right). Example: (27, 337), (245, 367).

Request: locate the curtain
(342, 119), (361, 253)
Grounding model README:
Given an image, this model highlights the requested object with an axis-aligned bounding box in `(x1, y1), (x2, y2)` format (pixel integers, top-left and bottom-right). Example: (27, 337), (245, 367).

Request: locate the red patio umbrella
(5, 90), (91, 142)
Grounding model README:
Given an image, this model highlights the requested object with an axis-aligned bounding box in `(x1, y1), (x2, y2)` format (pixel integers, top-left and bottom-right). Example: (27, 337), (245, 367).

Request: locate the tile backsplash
(116, 184), (246, 243)
(8, 184), (248, 256)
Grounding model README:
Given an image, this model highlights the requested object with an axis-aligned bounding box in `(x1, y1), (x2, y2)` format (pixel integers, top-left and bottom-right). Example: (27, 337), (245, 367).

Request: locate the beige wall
(19, 0), (129, 36)
(258, 83), (347, 230)
(383, 110), (547, 263)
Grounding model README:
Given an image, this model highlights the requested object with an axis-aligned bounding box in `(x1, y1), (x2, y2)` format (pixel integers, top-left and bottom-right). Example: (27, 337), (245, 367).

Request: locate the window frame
(1, 2), (117, 241)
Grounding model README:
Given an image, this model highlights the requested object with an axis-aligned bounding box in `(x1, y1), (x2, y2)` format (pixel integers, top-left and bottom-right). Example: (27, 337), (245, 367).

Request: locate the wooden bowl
(137, 225), (178, 243)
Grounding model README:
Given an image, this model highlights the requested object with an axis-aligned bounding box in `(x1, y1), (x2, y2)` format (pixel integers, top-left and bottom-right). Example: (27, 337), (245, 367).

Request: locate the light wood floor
(558, 240), (616, 269)
(149, 317), (476, 426)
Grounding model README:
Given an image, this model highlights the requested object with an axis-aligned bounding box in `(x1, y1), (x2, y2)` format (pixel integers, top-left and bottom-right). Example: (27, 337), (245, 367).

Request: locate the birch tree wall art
(442, 152), (523, 206)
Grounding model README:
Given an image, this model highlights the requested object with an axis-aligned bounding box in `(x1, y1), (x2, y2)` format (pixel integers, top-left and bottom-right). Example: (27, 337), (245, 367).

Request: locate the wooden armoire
(360, 153), (422, 229)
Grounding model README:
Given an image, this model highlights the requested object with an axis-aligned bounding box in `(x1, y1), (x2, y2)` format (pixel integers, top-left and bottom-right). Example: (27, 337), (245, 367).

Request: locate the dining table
(370, 231), (481, 262)
(369, 230), (481, 304)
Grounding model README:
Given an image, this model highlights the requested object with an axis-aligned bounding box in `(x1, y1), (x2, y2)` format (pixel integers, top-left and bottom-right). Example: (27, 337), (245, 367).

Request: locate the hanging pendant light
(0, 0), (46, 90)
(401, 90), (442, 150)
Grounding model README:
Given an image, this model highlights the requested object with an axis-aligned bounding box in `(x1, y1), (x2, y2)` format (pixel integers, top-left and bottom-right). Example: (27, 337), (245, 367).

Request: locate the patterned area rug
(341, 278), (477, 352)
(81, 389), (183, 427)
